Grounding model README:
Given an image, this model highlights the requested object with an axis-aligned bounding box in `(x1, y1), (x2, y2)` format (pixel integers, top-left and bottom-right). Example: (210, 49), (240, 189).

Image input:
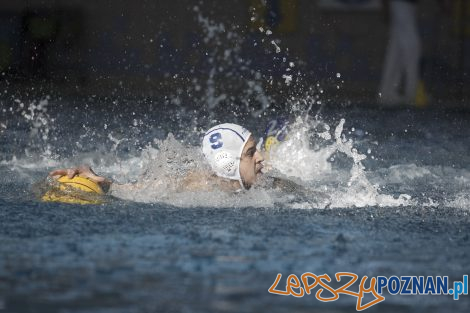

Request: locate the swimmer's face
(239, 135), (264, 189)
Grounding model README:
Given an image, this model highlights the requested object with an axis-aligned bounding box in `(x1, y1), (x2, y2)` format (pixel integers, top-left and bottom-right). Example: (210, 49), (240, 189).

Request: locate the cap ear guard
(214, 151), (238, 177)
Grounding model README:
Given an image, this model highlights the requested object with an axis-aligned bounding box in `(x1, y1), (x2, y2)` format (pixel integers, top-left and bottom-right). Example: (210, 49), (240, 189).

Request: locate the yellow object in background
(42, 176), (104, 205)
(264, 135), (280, 152)
(415, 80), (429, 108)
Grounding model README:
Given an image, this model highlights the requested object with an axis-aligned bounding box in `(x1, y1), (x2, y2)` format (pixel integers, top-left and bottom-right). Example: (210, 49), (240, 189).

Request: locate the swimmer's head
(202, 123), (264, 189)
(238, 134), (264, 189)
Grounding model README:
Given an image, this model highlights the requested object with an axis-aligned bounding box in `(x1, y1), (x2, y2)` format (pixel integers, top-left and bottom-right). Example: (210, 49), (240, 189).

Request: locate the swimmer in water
(48, 123), (265, 193)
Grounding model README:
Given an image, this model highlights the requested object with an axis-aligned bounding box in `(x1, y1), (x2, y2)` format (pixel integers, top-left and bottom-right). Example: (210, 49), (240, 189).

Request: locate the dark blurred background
(0, 0), (468, 107)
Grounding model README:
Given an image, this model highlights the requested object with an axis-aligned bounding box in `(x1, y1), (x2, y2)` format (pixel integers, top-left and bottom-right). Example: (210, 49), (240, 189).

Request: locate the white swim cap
(202, 123), (252, 184)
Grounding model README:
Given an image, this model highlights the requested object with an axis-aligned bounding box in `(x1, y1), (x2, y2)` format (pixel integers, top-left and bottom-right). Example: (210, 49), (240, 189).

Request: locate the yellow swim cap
(264, 135), (280, 152)
(42, 176), (105, 205)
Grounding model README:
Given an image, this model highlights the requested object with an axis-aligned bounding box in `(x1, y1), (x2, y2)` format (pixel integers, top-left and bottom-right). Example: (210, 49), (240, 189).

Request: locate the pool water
(1, 98), (469, 312)
(1, 9), (469, 312)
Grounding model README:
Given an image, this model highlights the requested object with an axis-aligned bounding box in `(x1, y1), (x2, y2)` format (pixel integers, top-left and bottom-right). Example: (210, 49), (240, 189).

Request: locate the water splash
(267, 116), (413, 208)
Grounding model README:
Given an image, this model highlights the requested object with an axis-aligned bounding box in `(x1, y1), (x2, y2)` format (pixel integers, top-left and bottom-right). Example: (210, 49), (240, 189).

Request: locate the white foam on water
(369, 163), (469, 207)
(445, 193), (470, 209)
(385, 164), (434, 183)
(268, 117), (334, 179)
(266, 117), (413, 208)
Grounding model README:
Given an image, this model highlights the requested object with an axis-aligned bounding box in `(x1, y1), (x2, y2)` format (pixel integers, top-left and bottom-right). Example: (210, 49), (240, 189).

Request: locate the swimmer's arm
(48, 166), (239, 194)
(48, 165), (170, 197)
(271, 176), (331, 205)
(272, 177), (304, 193)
